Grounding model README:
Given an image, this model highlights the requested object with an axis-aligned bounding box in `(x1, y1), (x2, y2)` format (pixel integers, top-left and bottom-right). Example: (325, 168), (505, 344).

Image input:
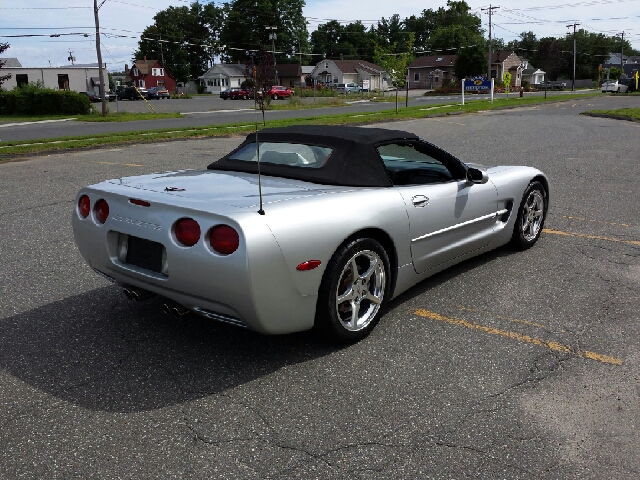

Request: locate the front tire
(272, 94), (279, 100)
(510, 181), (547, 250)
(315, 238), (390, 343)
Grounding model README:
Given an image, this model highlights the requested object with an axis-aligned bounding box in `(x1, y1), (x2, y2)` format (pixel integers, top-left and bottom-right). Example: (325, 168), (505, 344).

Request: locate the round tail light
(78, 195), (90, 218)
(209, 225), (239, 255)
(94, 199), (109, 224)
(175, 218), (201, 247)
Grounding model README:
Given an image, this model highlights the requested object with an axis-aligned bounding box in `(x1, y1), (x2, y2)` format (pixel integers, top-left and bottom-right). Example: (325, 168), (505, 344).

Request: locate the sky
(1, 0), (639, 71)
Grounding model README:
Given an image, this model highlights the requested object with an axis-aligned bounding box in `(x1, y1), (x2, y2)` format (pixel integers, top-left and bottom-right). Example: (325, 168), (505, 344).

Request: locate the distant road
(0, 90), (598, 143)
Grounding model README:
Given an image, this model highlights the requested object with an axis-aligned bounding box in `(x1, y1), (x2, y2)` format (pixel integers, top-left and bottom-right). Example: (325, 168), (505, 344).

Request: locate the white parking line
(180, 109), (254, 115)
(0, 118), (77, 128)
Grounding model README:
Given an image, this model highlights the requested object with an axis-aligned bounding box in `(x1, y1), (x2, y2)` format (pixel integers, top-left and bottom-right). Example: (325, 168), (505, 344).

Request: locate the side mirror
(467, 167), (489, 184)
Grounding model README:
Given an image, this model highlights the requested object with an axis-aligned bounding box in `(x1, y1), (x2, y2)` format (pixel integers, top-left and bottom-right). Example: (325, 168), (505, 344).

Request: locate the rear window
(229, 142), (333, 168)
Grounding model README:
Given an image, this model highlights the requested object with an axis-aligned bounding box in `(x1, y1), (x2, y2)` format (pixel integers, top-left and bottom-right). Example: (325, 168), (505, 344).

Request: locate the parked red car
(267, 86), (293, 100)
(229, 88), (253, 100)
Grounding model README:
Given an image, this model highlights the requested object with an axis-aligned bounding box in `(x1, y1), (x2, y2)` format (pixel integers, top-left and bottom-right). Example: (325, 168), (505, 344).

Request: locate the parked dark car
(103, 91), (116, 102)
(220, 89), (233, 100)
(81, 91), (101, 102)
(147, 86), (170, 99)
(117, 86), (147, 100)
(618, 76), (637, 93)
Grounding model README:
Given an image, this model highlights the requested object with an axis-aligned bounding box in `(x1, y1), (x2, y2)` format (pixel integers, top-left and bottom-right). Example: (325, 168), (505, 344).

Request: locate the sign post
(491, 78), (494, 103)
(636, 70), (639, 90)
(463, 77), (492, 104)
(504, 72), (512, 97)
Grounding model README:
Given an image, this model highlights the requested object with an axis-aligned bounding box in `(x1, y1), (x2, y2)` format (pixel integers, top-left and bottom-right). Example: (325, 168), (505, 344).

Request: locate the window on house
(414, 72), (419, 82)
(133, 67), (139, 76)
(152, 68), (164, 76)
(57, 74), (70, 90)
(435, 76), (439, 82)
(138, 79), (145, 87)
(16, 74), (28, 87)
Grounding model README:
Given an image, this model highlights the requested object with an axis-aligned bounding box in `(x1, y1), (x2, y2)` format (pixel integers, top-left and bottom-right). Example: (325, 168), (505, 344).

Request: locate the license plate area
(119, 234), (167, 275)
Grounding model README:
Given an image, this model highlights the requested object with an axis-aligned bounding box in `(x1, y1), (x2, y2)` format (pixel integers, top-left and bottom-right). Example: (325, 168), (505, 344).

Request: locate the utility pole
(482, 5), (499, 81)
(93, 0), (107, 116)
(158, 35), (167, 90)
(266, 26), (277, 85)
(567, 22), (580, 91)
(617, 31), (625, 73)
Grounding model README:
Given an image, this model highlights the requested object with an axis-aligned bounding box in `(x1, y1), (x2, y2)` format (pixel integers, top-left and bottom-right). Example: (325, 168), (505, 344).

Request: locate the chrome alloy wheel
(335, 250), (386, 332)
(521, 190), (545, 242)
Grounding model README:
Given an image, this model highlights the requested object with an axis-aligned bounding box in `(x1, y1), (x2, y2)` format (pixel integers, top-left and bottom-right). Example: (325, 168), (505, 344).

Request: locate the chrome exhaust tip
(162, 302), (191, 319)
(123, 287), (156, 301)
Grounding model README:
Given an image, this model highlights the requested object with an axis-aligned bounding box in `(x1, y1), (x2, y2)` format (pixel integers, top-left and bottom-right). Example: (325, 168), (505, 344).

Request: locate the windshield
(229, 142), (333, 168)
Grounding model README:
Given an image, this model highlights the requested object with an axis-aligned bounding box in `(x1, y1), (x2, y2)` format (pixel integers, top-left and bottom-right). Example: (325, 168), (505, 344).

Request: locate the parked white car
(602, 81), (628, 93)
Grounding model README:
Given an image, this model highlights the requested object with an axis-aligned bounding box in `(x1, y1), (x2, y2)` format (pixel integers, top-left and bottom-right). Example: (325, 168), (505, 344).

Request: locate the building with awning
(0, 58), (109, 92)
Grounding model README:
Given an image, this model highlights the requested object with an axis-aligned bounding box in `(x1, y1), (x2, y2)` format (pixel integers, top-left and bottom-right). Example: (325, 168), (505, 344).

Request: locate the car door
(378, 141), (499, 274)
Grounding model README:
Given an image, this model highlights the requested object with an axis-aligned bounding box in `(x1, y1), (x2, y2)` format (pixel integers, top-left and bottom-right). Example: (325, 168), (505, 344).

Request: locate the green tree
(534, 37), (568, 81)
(0, 43), (12, 89)
(135, 2), (223, 82)
(372, 33), (415, 88)
(454, 42), (487, 79)
(220, 0), (308, 64)
(311, 20), (375, 61)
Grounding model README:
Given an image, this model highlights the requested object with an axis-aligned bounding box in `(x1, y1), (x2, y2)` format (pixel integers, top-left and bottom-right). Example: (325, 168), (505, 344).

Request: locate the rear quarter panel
(260, 187), (412, 297)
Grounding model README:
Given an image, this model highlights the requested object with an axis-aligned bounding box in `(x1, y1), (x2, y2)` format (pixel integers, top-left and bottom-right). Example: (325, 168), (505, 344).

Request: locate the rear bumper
(72, 189), (317, 334)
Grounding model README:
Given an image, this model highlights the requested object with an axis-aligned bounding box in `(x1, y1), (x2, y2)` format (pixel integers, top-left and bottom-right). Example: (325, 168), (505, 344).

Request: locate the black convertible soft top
(207, 125), (420, 187)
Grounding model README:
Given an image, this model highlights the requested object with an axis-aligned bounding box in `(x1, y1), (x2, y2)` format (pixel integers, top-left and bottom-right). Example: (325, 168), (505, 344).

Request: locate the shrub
(0, 84), (90, 115)
(196, 84), (206, 94)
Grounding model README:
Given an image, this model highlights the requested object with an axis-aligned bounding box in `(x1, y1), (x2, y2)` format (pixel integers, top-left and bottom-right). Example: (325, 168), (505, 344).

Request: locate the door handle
(412, 195), (429, 207)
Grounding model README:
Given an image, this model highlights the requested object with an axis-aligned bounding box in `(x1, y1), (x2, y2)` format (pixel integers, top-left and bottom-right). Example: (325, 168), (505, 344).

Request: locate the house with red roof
(125, 57), (177, 93)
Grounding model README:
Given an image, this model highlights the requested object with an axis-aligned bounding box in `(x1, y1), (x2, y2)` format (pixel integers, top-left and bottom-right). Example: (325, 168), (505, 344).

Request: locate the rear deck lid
(109, 169), (349, 209)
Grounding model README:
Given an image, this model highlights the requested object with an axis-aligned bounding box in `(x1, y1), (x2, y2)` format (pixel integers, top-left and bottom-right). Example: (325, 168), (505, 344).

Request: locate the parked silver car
(72, 126), (549, 343)
(602, 80), (628, 93)
(336, 82), (363, 94)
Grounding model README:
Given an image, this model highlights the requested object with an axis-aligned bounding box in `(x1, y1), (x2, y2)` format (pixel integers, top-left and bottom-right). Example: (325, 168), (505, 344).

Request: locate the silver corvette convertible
(72, 125), (549, 342)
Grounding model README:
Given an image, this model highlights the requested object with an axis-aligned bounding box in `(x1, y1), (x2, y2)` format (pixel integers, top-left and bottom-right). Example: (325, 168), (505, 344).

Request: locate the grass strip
(0, 93), (597, 159)
(581, 107), (640, 123)
(0, 112), (183, 123)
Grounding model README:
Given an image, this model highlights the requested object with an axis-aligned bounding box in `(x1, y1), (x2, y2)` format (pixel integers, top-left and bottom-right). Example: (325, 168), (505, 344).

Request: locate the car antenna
(254, 66), (265, 216)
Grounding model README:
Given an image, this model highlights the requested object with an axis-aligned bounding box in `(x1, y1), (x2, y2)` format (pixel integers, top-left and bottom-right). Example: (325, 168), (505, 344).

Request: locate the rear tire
(272, 94), (279, 100)
(315, 238), (390, 343)
(510, 181), (547, 250)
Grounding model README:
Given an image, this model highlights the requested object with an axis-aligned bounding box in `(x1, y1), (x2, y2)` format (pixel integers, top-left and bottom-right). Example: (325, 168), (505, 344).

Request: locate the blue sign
(465, 77), (492, 91)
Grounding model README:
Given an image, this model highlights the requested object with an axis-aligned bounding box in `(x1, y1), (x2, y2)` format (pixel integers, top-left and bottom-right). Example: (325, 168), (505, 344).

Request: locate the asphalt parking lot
(1, 96), (639, 478)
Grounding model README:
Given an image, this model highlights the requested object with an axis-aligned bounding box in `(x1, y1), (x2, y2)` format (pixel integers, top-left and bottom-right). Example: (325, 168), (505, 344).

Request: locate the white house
(521, 59), (545, 86)
(0, 59), (109, 92)
(198, 64), (249, 94)
(310, 60), (389, 91)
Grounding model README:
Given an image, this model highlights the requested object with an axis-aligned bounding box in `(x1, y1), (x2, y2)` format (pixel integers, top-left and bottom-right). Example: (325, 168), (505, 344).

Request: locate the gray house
(310, 60), (389, 91)
(198, 64), (249, 94)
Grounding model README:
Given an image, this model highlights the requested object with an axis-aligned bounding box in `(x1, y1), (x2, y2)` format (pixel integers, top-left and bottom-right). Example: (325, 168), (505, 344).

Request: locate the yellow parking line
(414, 309), (622, 365)
(543, 228), (640, 247)
(457, 306), (565, 333)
